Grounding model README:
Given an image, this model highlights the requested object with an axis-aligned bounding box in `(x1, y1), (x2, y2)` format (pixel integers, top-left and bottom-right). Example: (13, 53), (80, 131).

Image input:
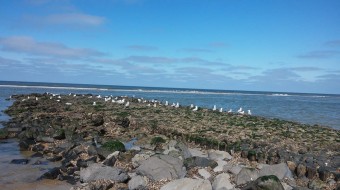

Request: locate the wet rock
(128, 175), (148, 190)
(39, 167), (61, 180)
(137, 155), (186, 181)
(161, 178), (212, 190)
(18, 138), (35, 150)
(46, 155), (62, 162)
(296, 163), (307, 178)
(10, 159), (29, 164)
(212, 173), (234, 190)
(184, 156), (218, 169)
(80, 163), (128, 183)
(242, 175), (284, 190)
(236, 167), (259, 185)
(31, 152), (44, 158)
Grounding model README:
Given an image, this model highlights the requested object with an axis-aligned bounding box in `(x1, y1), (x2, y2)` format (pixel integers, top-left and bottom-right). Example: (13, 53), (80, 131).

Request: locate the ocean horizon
(1, 80), (340, 130)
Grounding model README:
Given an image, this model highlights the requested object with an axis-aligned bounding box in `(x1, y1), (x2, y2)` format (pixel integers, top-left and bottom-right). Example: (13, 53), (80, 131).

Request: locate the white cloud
(0, 36), (104, 59)
(44, 13), (105, 26)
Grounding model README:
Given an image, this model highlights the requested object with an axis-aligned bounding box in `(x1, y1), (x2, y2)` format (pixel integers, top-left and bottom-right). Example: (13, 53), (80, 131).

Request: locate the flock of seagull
(17, 93), (252, 115)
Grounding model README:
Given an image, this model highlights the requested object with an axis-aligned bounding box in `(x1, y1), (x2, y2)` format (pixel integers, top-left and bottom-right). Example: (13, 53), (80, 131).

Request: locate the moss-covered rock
(102, 140), (126, 152)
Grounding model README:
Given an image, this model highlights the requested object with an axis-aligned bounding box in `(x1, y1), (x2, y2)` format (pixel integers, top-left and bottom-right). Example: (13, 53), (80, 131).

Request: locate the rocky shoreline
(1, 93), (339, 190)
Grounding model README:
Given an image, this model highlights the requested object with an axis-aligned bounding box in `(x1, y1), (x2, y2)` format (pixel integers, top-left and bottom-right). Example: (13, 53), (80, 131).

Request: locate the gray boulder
(242, 175), (284, 190)
(161, 178), (212, 190)
(208, 150), (232, 161)
(137, 155), (186, 181)
(212, 173), (234, 190)
(80, 163), (128, 183)
(128, 175), (148, 190)
(236, 167), (259, 185)
(258, 163), (293, 180)
(184, 156), (218, 169)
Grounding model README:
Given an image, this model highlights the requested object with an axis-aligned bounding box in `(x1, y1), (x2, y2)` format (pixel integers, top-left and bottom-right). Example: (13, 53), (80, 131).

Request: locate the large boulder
(137, 155), (186, 181)
(242, 175), (284, 190)
(236, 167), (259, 185)
(80, 163), (128, 183)
(212, 173), (234, 190)
(161, 178), (212, 190)
(258, 163), (293, 180)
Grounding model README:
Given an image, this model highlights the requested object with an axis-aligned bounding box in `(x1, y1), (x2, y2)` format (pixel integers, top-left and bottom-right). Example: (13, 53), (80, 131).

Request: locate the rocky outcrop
(80, 163), (128, 183)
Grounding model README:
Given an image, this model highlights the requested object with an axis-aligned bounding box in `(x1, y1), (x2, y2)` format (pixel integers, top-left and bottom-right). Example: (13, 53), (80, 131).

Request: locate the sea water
(1, 81), (339, 130)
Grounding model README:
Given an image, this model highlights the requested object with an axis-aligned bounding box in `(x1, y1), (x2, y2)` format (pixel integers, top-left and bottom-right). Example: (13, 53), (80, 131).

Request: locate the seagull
(50, 96), (53, 100)
(190, 104), (194, 108)
(125, 101), (130, 108)
(138, 99), (142, 103)
(171, 102), (175, 107)
(35, 97), (39, 101)
(219, 108), (223, 112)
(175, 102), (179, 108)
(237, 107), (243, 113)
(116, 99), (125, 104)
(56, 99), (60, 102)
(153, 103), (157, 108)
(27, 96), (30, 99)
(65, 102), (72, 106)
(96, 95), (101, 98)
(248, 110), (252, 115)
(57, 95), (61, 99)
(93, 102), (96, 106)
(213, 105), (217, 111)
(239, 110), (245, 115)
(165, 101), (169, 106)
(192, 106), (198, 111)
(228, 109), (232, 113)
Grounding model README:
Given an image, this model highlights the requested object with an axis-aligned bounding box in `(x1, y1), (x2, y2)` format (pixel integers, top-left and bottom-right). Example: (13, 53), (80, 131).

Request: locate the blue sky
(0, 0), (339, 94)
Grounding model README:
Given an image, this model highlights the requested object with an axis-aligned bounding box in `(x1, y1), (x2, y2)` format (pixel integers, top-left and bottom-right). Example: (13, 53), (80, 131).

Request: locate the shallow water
(0, 89), (72, 190)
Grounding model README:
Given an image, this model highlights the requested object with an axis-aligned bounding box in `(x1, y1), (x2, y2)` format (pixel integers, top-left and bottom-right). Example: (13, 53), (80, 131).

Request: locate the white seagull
(192, 106), (198, 111)
(165, 101), (169, 106)
(93, 102), (96, 106)
(248, 110), (252, 115)
(219, 108), (223, 112)
(237, 107), (243, 113)
(228, 109), (232, 113)
(125, 101), (130, 108)
(175, 102), (179, 108)
(190, 104), (194, 108)
(213, 105), (217, 111)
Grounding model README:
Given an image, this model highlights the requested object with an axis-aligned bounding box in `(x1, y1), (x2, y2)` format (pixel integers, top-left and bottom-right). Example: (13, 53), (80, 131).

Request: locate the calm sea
(1, 81), (340, 130)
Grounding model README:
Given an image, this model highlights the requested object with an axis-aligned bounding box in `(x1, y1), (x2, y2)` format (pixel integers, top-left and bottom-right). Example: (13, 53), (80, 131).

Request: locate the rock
(208, 150), (232, 161)
(46, 155), (62, 162)
(18, 139), (35, 150)
(175, 142), (192, 159)
(306, 164), (317, 179)
(128, 175), (148, 190)
(53, 129), (65, 140)
(80, 163), (128, 183)
(71, 179), (115, 190)
(32, 143), (45, 152)
(287, 161), (297, 172)
(103, 154), (117, 166)
(296, 163), (307, 178)
(31, 152), (44, 158)
(282, 182), (293, 190)
(91, 114), (104, 126)
(39, 167), (60, 179)
(161, 178), (212, 190)
(212, 173), (234, 190)
(258, 163), (293, 180)
(184, 156), (218, 169)
(226, 165), (244, 175)
(318, 167), (331, 181)
(188, 148), (208, 157)
(236, 167), (259, 185)
(213, 159), (228, 172)
(38, 136), (54, 143)
(242, 175), (284, 190)
(96, 147), (113, 160)
(10, 159), (29, 164)
(131, 152), (154, 168)
(137, 155), (186, 181)
(198, 168), (211, 179)
(308, 179), (327, 190)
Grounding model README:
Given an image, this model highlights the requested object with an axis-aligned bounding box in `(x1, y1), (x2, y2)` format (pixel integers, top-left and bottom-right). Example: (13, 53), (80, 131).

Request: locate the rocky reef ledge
(1, 93), (339, 190)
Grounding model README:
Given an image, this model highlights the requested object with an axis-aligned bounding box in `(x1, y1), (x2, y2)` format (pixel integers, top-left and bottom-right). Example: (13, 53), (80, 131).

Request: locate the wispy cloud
(24, 13), (106, 27)
(208, 42), (228, 48)
(324, 40), (340, 47)
(125, 45), (158, 51)
(0, 36), (104, 59)
(181, 48), (214, 53)
(249, 68), (301, 82)
(0, 56), (22, 65)
(124, 56), (178, 64)
(289, 66), (323, 72)
(297, 50), (340, 59)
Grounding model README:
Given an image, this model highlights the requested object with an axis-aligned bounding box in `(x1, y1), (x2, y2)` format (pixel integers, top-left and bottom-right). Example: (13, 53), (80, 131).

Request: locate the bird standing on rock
(125, 101), (130, 108)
